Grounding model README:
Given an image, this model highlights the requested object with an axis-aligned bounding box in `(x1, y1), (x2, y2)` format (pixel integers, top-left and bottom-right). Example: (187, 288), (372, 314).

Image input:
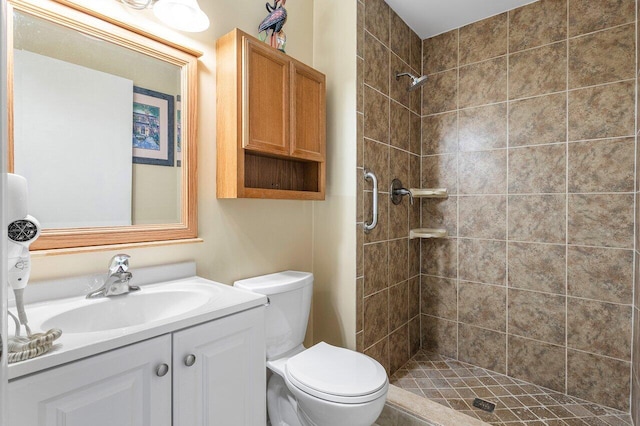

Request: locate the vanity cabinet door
(8, 335), (172, 426)
(173, 306), (266, 426)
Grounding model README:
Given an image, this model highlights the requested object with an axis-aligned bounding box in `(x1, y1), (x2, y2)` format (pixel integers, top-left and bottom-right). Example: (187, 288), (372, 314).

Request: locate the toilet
(234, 271), (388, 426)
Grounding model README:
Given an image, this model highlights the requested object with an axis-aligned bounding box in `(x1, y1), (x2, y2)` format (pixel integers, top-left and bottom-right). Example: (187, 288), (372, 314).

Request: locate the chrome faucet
(86, 254), (140, 299)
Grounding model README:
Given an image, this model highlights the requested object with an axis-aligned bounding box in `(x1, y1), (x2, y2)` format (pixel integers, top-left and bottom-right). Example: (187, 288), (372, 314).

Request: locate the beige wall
(28, 0), (316, 293)
(311, 0), (357, 350)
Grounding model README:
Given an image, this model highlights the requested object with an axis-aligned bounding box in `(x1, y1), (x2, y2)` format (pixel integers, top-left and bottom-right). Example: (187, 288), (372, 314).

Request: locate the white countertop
(8, 263), (267, 380)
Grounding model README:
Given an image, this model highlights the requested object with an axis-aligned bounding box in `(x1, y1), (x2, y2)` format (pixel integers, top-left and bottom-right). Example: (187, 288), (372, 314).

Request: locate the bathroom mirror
(6, 0), (200, 250)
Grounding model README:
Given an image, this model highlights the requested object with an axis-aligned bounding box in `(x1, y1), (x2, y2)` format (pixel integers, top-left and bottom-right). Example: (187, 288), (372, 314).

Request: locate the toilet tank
(234, 271), (313, 360)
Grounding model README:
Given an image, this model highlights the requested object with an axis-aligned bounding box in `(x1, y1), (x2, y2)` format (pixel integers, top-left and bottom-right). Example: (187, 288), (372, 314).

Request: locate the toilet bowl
(234, 271), (389, 426)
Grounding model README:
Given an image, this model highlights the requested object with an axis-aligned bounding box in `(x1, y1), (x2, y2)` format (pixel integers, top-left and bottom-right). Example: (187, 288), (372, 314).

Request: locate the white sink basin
(7, 263), (267, 381)
(41, 285), (215, 333)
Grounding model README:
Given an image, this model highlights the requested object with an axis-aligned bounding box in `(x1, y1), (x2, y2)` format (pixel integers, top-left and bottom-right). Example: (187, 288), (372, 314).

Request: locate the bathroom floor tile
(390, 350), (632, 426)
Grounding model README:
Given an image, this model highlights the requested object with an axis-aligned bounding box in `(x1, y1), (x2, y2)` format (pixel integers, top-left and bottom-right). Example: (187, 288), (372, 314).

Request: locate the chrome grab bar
(363, 170), (378, 233)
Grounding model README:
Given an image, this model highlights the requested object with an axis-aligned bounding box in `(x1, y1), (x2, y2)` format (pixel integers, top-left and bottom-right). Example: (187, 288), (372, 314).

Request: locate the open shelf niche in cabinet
(216, 28), (326, 200)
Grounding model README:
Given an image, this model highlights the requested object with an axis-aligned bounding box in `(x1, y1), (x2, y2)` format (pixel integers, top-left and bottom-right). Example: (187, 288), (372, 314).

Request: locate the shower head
(395, 72), (428, 92)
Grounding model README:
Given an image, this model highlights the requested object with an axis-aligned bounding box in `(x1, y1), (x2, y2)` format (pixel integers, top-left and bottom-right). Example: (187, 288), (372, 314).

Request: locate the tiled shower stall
(356, 0), (640, 421)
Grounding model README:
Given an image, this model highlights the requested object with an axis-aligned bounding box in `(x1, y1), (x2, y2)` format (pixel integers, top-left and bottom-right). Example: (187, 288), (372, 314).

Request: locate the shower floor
(390, 350), (632, 425)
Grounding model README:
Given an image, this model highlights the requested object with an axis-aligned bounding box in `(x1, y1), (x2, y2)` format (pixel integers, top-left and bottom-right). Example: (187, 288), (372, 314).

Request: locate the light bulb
(153, 0), (210, 32)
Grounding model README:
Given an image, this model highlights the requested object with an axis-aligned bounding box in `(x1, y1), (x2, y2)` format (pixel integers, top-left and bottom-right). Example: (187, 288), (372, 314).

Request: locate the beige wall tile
(509, 93), (567, 147)
(364, 0), (390, 45)
(364, 137), (390, 190)
(389, 239), (409, 285)
(390, 199), (408, 240)
(568, 194), (634, 248)
(423, 112), (458, 155)
(459, 13), (508, 65)
(421, 238), (458, 279)
(459, 281), (507, 332)
(364, 289), (390, 348)
(364, 241), (388, 295)
(459, 150), (507, 194)
(389, 325), (410, 373)
(458, 239), (507, 285)
(508, 195), (566, 244)
(365, 336), (390, 374)
(567, 246), (633, 304)
(568, 0), (635, 37)
(409, 276), (420, 319)
(567, 349), (631, 411)
(568, 81), (635, 141)
(459, 57), (508, 108)
(410, 31), (422, 73)
(357, 169), (364, 223)
(459, 195), (507, 239)
(508, 242), (566, 294)
(389, 281), (409, 331)
(409, 238), (420, 277)
(364, 86), (390, 143)
(365, 32), (389, 95)
(458, 103), (507, 152)
(356, 226), (364, 277)
(421, 197), (457, 236)
(391, 53), (412, 108)
(422, 69), (458, 114)
(390, 147), (409, 190)
(390, 101), (410, 151)
(509, 0), (568, 53)
(422, 154), (457, 194)
(408, 316), (420, 356)
(421, 275), (458, 320)
(567, 298), (632, 360)
(390, 10), (410, 64)
(357, 57), (364, 113)
(422, 315), (458, 358)
(356, 277), (364, 333)
(508, 335), (566, 392)
(568, 137), (635, 193)
(410, 113), (421, 155)
(423, 30), (458, 75)
(509, 42), (567, 100)
(458, 324), (507, 374)
(508, 144), (566, 194)
(569, 24), (635, 89)
(508, 289), (566, 345)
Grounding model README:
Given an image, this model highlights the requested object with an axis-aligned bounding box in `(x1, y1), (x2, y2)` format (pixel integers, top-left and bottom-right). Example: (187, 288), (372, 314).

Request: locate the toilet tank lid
(233, 271), (313, 295)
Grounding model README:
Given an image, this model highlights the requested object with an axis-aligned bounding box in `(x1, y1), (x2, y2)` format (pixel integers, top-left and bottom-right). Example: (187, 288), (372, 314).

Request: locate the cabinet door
(243, 37), (290, 156)
(8, 335), (172, 426)
(173, 307), (266, 426)
(290, 61), (326, 162)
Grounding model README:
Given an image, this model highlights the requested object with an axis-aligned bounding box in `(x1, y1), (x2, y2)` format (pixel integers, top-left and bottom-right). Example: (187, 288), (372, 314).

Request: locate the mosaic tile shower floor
(390, 350), (632, 426)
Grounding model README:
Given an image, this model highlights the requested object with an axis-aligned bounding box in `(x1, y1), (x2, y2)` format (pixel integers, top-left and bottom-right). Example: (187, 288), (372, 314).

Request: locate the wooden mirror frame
(6, 0), (201, 251)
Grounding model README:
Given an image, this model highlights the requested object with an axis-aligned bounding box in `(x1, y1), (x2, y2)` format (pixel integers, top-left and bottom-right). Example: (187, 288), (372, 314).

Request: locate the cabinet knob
(184, 354), (196, 367)
(156, 363), (169, 377)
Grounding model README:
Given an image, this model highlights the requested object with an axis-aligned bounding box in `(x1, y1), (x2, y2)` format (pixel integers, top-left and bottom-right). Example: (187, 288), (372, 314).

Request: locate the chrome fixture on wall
(363, 170), (378, 233)
(119, 0), (210, 32)
(390, 178), (414, 205)
(395, 72), (428, 92)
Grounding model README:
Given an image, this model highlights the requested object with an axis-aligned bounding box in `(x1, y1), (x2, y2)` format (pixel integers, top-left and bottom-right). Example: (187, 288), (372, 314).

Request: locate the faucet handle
(108, 254), (130, 274)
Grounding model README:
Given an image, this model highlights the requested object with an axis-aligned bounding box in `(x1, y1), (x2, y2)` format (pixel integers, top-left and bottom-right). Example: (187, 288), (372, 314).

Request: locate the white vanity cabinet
(8, 307), (266, 426)
(8, 334), (173, 426)
(173, 305), (266, 425)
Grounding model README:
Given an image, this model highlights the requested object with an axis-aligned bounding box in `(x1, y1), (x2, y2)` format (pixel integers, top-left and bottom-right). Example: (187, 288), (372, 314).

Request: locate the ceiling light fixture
(120, 0), (210, 32)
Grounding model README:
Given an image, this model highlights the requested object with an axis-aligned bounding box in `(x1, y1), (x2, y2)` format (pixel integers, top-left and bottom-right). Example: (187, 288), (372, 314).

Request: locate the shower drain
(472, 398), (496, 413)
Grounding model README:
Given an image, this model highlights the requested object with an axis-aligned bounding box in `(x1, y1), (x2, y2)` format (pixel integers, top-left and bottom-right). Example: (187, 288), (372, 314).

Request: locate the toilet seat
(284, 342), (388, 404)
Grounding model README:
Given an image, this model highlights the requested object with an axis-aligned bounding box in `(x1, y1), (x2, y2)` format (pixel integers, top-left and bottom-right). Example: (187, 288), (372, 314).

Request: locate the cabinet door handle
(184, 354), (196, 367)
(156, 363), (169, 377)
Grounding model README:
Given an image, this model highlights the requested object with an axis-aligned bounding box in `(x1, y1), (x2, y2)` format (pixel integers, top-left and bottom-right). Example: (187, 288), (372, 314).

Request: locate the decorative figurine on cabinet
(258, 0), (287, 52)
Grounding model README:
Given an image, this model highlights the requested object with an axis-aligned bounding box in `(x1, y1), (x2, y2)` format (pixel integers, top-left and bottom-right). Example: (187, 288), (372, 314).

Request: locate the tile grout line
(505, 9), (511, 378)
(455, 26), (461, 362)
(565, 0), (570, 396)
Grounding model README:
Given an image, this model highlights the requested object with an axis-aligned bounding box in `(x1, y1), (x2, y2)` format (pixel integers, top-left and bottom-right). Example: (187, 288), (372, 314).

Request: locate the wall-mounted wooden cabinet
(216, 29), (326, 200)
